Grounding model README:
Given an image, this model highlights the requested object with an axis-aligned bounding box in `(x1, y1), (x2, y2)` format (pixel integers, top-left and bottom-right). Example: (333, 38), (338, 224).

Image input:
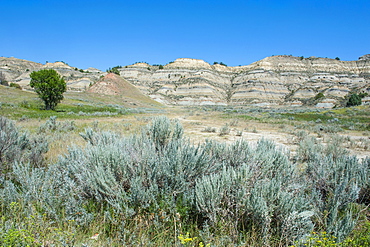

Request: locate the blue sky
(1, 0), (369, 70)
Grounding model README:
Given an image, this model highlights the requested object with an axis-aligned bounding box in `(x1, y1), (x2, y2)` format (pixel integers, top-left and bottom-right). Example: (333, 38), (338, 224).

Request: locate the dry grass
(1, 84), (369, 161)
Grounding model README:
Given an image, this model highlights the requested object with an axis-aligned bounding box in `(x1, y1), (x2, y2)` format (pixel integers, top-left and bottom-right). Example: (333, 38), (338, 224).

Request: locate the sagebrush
(0, 116), (369, 246)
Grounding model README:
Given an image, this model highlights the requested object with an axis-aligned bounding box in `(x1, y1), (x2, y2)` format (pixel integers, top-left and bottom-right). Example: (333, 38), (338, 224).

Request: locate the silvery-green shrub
(297, 135), (368, 241)
(196, 139), (313, 245)
(0, 116), (48, 173)
(38, 116), (75, 133)
(1, 116), (368, 245)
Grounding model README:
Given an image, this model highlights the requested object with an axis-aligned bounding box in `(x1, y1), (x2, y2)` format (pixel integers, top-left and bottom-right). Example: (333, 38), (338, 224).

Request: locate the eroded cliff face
(0, 57), (104, 91)
(1, 55), (369, 106)
(119, 56), (370, 106)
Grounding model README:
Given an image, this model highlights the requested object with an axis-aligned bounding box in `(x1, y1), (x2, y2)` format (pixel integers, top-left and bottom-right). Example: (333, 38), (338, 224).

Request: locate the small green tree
(30, 69), (66, 110)
(346, 93), (362, 107)
(314, 92), (325, 100)
(106, 66), (121, 75)
(359, 92), (368, 98)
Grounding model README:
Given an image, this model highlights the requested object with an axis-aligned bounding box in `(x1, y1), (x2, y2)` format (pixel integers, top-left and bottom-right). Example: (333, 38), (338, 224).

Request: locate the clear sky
(1, 0), (369, 70)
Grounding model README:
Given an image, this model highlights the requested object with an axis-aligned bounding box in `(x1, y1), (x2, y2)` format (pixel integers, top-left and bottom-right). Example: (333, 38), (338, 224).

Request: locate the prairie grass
(0, 86), (165, 120)
(1, 87), (370, 246)
(1, 115), (369, 246)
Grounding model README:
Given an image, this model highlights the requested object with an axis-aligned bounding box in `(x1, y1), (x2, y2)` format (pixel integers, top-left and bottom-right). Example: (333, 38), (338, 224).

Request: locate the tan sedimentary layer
(1, 55), (369, 106)
(0, 57), (104, 91)
(119, 56), (370, 106)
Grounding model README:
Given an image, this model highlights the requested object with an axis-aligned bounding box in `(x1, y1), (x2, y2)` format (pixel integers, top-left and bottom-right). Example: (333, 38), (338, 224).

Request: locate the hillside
(119, 56), (370, 107)
(0, 57), (104, 91)
(1, 55), (370, 107)
(87, 73), (160, 106)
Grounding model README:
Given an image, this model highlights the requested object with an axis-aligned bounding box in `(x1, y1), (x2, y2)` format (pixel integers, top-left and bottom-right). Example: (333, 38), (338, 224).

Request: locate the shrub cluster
(0, 116), (369, 245)
(347, 93), (362, 107)
(0, 116), (48, 172)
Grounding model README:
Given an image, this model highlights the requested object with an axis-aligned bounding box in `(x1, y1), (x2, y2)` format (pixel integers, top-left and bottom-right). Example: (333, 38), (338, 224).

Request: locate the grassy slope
(0, 85), (164, 120)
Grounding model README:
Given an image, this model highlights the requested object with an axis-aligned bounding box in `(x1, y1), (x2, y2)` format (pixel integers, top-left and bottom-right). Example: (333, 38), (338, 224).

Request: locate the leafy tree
(346, 93), (362, 107)
(30, 69), (67, 110)
(106, 66), (120, 75)
(335, 57), (340, 60)
(213, 61), (227, 66)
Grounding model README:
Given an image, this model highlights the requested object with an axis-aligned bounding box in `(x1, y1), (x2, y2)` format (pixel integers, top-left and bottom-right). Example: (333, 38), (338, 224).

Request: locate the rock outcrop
(359, 54), (370, 61)
(1, 55), (369, 107)
(119, 56), (370, 106)
(0, 57), (105, 91)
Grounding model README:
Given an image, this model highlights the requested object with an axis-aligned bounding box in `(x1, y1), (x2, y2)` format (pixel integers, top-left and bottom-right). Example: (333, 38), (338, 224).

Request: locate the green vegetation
(0, 114), (369, 246)
(0, 86), (369, 245)
(30, 69), (67, 110)
(9, 82), (21, 89)
(218, 123), (230, 136)
(315, 92), (325, 100)
(0, 86), (163, 120)
(213, 61), (227, 66)
(347, 93), (362, 107)
(279, 107), (370, 131)
(106, 66), (122, 75)
(359, 92), (368, 98)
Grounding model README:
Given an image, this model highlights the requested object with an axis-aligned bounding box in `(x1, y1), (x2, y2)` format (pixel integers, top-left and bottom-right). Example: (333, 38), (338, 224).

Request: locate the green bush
(202, 126), (216, 133)
(106, 66), (121, 75)
(9, 82), (22, 89)
(218, 124), (230, 136)
(346, 93), (362, 107)
(0, 116), (48, 171)
(359, 92), (368, 98)
(0, 116), (369, 246)
(315, 92), (325, 100)
(38, 116), (75, 133)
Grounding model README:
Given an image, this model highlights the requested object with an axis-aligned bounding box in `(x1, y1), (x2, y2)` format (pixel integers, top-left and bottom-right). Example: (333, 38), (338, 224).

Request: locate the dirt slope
(87, 73), (161, 106)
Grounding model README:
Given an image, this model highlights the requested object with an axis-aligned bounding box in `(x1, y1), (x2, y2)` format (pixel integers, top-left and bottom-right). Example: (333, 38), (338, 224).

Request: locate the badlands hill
(0, 57), (103, 91)
(119, 55), (370, 107)
(87, 73), (159, 105)
(1, 55), (370, 107)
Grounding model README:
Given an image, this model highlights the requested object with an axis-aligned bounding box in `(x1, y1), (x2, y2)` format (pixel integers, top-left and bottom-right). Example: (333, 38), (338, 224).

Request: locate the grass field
(1, 85), (370, 246)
